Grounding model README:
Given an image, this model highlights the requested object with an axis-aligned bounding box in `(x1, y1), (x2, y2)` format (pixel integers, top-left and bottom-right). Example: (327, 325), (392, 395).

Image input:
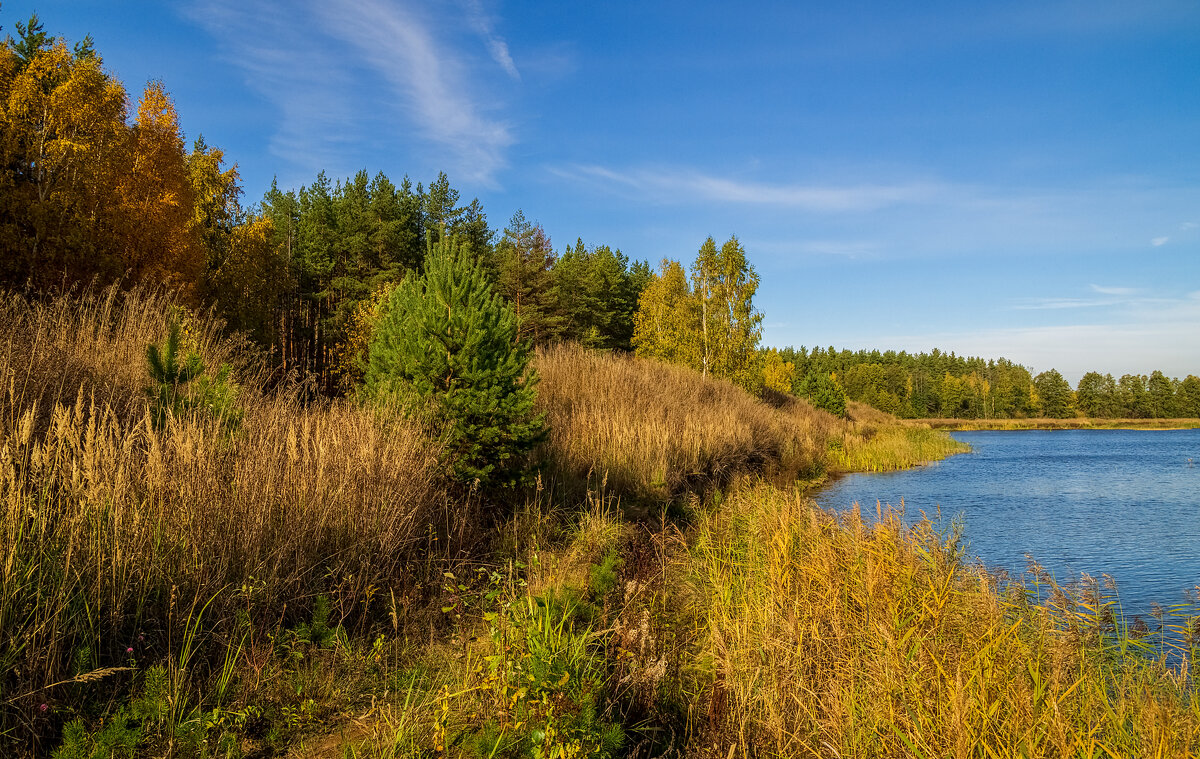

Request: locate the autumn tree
(0, 27), (214, 298)
(632, 237), (763, 391)
(690, 236), (762, 386)
(204, 216), (289, 342)
(114, 81), (204, 291)
(761, 348), (795, 394)
(0, 37), (126, 289)
(632, 259), (699, 369)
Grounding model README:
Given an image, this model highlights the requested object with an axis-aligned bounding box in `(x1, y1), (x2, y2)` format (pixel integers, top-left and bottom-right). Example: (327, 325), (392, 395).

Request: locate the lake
(815, 429), (1200, 615)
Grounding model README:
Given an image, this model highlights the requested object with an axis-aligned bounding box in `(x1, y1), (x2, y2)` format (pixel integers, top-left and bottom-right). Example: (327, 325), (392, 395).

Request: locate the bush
(365, 235), (544, 488)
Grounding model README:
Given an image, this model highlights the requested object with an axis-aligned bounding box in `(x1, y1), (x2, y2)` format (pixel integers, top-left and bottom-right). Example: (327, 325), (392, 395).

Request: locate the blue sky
(9, 0), (1200, 381)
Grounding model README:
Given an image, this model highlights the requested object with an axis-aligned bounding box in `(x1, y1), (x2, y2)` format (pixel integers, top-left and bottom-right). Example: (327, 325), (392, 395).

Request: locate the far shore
(915, 417), (1200, 431)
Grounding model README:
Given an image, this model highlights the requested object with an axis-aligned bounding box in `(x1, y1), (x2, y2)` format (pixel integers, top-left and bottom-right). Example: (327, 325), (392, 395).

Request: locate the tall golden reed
(692, 483), (1200, 757)
(0, 288), (459, 744)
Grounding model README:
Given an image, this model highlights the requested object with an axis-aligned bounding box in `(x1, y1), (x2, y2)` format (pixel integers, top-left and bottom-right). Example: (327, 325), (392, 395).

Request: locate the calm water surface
(816, 429), (1200, 614)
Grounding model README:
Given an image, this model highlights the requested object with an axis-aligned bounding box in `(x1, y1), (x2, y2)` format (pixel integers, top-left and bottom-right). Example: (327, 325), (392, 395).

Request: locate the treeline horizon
(1, 13), (1196, 419)
(777, 344), (1200, 420)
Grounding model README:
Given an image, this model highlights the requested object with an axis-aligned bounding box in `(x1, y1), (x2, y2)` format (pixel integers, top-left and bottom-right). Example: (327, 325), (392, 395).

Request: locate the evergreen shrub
(365, 235), (544, 488)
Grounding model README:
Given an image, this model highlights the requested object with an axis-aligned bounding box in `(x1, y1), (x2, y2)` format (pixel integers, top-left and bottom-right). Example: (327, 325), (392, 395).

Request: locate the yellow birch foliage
(336, 281), (399, 392)
(187, 136), (241, 253)
(0, 42), (127, 286)
(206, 216), (289, 339)
(631, 258), (699, 370)
(761, 347), (795, 393)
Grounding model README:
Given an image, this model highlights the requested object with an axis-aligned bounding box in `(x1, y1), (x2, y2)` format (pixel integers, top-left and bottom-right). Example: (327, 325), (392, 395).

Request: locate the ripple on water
(815, 429), (1200, 615)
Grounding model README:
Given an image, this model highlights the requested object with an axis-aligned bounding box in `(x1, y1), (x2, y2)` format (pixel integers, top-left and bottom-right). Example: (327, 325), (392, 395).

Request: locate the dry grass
(691, 483), (1200, 757)
(0, 293), (980, 756)
(0, 287), (257, 437)
(534, 344), (845, 500)
(831, 403), (971, 473)
(0, 288), (462, 752)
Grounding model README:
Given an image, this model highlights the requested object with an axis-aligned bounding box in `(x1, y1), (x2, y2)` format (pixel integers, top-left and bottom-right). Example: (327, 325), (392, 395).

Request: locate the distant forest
(778, 346), (1200, 420)
(1, 15), (1196, 419)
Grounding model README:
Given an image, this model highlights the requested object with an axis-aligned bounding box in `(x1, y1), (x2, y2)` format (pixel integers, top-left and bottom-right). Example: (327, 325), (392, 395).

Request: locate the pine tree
(798, 371), (847, 417)
(8, 13), (52, 68)
(146, 317), (204, 429)
(365, 235), (544, 488)
(422, 171), (463, 245)
(493, 209), (560, 345)
(146, 316), (240, 430)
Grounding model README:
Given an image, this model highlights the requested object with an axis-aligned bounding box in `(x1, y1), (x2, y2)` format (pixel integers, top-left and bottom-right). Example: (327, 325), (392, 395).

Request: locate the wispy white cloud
(1182, 222), (1199, 230)
(313, 0), (514, 184)
(550, 162), (1200, 266)
(550, 164), (944, 212)
(1014, 297), (1115, 310)
(461, 0), (520, 80)
(185, 0), (515, 185)
(1151, 236), (1169, 246)
(1090, 284), (1139, 296)
(1015, 285), (1161, 311)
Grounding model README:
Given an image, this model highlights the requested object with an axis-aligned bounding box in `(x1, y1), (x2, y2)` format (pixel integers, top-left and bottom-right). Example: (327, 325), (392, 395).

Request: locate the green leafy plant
(588, 550), (623, 600)
(472, 589), (623, 758)
(291, 595), (339, 648)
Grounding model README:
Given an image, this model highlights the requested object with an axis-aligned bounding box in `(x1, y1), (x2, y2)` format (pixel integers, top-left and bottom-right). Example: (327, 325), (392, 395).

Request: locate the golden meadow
(1, 289), (1196, 757)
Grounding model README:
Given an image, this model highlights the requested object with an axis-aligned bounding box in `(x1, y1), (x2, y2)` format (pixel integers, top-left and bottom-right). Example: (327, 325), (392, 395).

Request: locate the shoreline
(914, 417), (1200, 431)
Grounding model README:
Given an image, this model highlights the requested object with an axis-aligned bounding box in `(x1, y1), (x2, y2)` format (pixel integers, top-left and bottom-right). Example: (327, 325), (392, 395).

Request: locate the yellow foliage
(335, 281), (399, 393)
(761, 347), (795, 393)
(206, 215), (288, 338)
(0, 42), (218, 298)
(118, 81), (203, 291)
(632, 258), (699, 370)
